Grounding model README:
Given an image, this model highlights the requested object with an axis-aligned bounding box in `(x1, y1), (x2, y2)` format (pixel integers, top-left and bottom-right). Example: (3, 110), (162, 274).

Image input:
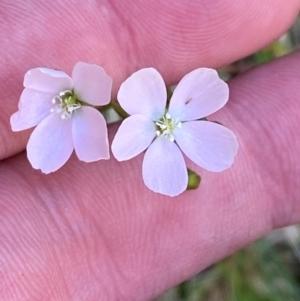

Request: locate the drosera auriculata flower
(112, 68), (239, 197)
(10, 61), (113, 173)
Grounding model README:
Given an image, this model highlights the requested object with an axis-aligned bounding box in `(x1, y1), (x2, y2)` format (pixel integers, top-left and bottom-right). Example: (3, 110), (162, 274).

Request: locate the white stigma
(50, 90), (81, 119)
(155, 112), (181, 142)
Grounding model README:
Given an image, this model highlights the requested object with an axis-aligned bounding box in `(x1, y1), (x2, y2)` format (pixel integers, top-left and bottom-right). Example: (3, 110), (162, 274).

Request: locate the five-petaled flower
(11, 62), (112, 173)
(112, 68), (239, 197)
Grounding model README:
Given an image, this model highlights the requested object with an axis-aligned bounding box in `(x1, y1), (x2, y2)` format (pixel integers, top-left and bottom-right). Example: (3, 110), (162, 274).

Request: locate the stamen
(59, 90), (72, 97)
(61, 111), (71, 119)
(155, 112), (181, 142)
(50, 90), (81, 119)
(52, 95), (61, 104)
(50, 104), (63, 114)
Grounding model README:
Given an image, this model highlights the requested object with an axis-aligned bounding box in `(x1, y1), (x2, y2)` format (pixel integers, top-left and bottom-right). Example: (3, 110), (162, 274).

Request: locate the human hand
(1, 0), (300, 300)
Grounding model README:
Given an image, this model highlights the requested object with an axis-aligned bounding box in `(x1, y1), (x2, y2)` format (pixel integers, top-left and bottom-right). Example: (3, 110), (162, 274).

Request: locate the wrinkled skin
(1, 1), (300, 300)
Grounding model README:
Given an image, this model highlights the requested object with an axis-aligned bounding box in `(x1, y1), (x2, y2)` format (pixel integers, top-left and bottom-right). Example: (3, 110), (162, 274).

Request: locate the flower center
(50, 90), (81, 119)
(155, 112), (181, 142)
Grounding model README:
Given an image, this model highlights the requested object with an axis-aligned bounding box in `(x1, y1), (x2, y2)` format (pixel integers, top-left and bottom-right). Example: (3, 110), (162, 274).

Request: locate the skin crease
(0, 0), (300, 300)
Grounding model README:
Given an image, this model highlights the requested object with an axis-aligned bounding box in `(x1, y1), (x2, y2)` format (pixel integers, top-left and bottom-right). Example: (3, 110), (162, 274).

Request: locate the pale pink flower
(112, 68), (238, 196)
(11, 62), (112, 173)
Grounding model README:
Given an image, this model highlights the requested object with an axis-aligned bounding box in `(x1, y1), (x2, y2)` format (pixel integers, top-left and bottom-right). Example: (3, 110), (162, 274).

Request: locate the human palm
(1, 1), (300, 300)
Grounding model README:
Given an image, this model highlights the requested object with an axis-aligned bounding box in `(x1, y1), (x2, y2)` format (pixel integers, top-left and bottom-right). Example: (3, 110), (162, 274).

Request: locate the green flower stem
(98, 103), (111, 113)
(110, 101), (129, 119)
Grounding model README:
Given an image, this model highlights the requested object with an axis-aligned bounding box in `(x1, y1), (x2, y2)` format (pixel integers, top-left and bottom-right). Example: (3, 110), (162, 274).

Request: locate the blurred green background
(155, 16), (300, 301)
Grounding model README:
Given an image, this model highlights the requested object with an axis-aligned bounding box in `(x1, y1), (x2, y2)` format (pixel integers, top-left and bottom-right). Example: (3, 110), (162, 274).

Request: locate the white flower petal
(72, 106), (109, 162)
(72, 62), (112, 106)
(168, 68), (229, 121)
(10, 88), (54, 131)
(24, 68), (73, 93)
(174, 121), (238, 172)
(118, 68), (167, 120)
(112, 114), (156, 161)
(27, 113), (73, 173)
(142, 137), (188, 196)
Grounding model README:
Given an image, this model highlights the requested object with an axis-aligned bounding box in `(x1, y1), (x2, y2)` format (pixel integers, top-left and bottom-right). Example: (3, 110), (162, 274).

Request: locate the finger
(0, 0), (299, 159)
(1, 51), (300, 300)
